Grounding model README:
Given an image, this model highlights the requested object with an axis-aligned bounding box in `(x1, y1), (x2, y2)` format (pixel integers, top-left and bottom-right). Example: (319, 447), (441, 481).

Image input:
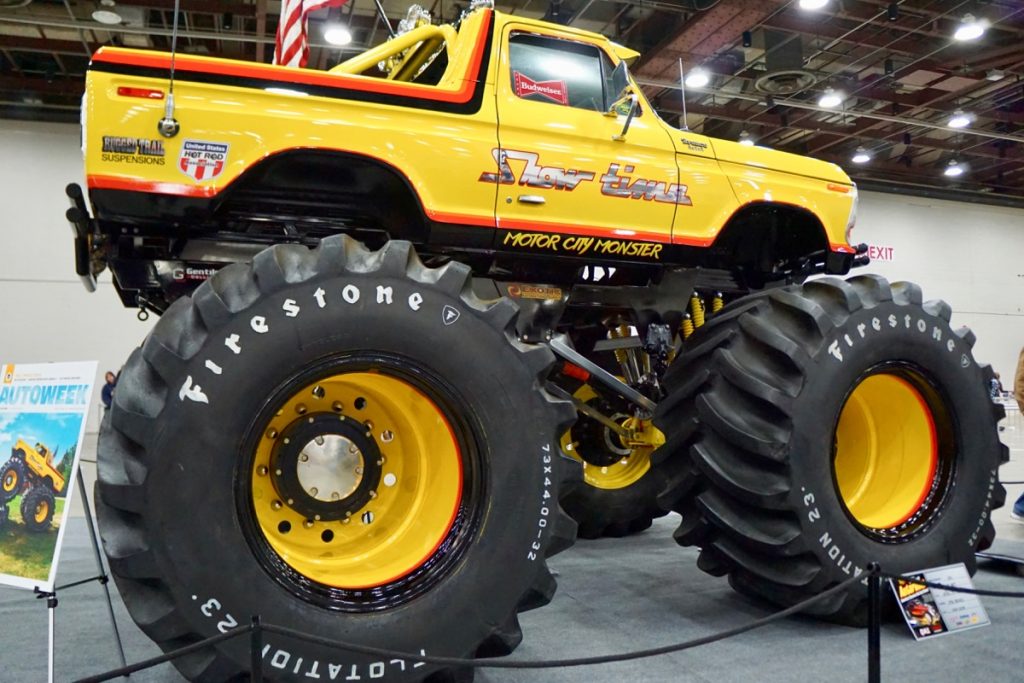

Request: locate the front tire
(97, 237), (578, 681)
(653, 275), (1007, 623)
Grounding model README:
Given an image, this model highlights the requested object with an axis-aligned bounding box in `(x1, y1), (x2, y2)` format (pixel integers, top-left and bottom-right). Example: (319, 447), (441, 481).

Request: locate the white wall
(851, 191), (1024, 384)
(0, 120), (155, 439)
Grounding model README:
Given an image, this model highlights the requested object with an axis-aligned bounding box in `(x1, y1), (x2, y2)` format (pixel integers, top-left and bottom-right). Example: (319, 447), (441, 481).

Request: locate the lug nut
(275, 469), (283, 476)
(257, 465), (269, 476)
(283, 438), (290, 445)
(287, 498), (295, 505)
(312, 385), (325, 399)
(303, 519), (314, 529)
(296, 404), (307, 415)
(361, 511), (374, 525)
(265, 428), (278, 439)
(349, 444), (358, 454)
(271, 500), (282, 510)
(332, 401), (343, 413)
(369, 490), (378, 500)
(381, 430), (394, 443)
(364, 420), (374, 431)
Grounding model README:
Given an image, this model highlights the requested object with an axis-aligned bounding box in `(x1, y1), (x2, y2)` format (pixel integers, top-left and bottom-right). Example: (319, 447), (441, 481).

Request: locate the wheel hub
(270, 413), (382, 522)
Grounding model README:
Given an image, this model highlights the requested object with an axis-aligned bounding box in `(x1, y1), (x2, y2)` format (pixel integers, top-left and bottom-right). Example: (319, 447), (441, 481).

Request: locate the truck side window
(508, 33), (613, 112)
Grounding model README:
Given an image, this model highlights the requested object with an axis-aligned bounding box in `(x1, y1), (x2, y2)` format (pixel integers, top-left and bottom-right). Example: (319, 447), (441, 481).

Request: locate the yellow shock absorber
(689, 293), (706, 328)
(711, 292), (724, 315)
(681, 313), (695, 340)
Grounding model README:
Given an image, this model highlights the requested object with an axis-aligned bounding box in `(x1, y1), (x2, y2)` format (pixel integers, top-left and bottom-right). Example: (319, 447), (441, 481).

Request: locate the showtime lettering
(480, 149), (594, 190)
(600, 163), (692, 205)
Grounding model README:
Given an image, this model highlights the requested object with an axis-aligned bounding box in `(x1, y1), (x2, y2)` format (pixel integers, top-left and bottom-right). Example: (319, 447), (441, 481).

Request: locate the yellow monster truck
(68, 3), (1006, 680)
(0, 439), (64, 532)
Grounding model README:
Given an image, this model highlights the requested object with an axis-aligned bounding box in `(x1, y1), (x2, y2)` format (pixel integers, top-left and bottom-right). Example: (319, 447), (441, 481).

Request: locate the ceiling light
(92, 9), (123, 24)
(943, 160), (965, 177)
(818, 88), (843, 108)
(947, 110), (973, 128)
(953, 14), (986, 41)
(685, 69), (710, 88)
(851, 147), (871, 164)
(798, 0), (829, 10)
(738, 131), (755, 147)
(986, 69), (1005, 82)
(324, 24), (353, 46)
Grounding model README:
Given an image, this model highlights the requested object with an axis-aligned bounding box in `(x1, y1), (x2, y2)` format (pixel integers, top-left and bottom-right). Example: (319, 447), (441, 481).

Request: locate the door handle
(517, 195), (546, 205)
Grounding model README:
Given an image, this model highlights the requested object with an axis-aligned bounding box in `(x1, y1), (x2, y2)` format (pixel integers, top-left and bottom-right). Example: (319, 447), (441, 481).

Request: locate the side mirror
(607, 61), (638, 141)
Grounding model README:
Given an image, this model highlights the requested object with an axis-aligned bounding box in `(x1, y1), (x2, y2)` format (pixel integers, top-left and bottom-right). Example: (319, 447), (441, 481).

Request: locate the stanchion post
(48, 592), (57, 683)
(867, 562), (881, 683)
(251, 616), (263, 683)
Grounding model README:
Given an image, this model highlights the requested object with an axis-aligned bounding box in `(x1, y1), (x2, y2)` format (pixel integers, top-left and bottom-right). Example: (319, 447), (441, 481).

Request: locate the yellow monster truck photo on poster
(0, 361), (96, 592)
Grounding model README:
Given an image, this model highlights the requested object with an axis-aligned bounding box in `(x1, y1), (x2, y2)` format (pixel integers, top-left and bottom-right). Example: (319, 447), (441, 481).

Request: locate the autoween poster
(0, 361), (96, 591)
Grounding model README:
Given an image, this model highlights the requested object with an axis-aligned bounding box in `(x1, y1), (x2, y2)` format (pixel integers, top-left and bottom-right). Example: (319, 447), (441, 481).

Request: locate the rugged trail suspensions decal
(480, 149), (693, 205)
(101, 136), (166, 165)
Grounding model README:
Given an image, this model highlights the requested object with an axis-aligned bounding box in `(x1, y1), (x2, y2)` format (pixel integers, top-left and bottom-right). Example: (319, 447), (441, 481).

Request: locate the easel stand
(33, 468), (129, 682)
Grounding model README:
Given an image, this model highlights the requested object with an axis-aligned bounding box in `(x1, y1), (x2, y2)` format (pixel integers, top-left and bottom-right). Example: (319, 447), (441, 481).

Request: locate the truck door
(491, 26), (680, 262)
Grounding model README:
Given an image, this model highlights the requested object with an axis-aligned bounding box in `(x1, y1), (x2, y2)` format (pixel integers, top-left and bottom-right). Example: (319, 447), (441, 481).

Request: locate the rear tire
(97, 237), (578, 682)
(653, 275), (1007, 623)
(560, 387), (667, 539)
(21, 486), (56, 533)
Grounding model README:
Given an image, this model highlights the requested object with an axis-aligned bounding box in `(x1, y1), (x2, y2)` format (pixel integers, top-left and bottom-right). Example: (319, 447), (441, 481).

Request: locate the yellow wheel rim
(2, 471), (16, 493)
(251, 372), (462, 590)
(834, 374), (937, 530)
(560, 384), (662, 491)
(34, 500), (49, 524)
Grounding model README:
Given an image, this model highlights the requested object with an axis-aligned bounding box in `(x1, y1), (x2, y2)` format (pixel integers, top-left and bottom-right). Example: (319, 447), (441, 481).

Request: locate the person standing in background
(101, 371), (117, 410)
(1013, 347), (1024, 522)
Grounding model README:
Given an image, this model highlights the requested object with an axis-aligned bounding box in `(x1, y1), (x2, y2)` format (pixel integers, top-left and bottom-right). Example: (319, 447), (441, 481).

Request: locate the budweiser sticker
(513, 72), (568, 106)
(179, 139), (229, 181)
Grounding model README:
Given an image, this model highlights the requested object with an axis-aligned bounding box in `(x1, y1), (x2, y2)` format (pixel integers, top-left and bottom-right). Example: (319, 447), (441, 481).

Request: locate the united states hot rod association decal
(179, 139), (230, 181)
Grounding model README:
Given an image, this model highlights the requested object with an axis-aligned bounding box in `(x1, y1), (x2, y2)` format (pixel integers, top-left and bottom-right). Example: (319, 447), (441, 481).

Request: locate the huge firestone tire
(96, 237), (578, 682)
(0, 458), (24, 503)
(560, 386), (668, 538)
(653, 275), (1008, 624)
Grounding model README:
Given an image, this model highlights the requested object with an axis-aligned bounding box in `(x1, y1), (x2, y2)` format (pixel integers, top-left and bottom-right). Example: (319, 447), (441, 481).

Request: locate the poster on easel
(0, 361), (97, 592)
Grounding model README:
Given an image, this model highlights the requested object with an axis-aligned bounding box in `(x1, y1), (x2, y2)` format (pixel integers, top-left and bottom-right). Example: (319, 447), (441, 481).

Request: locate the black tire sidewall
(134, 270), (560, 678)
(788, 300), (1001, 582)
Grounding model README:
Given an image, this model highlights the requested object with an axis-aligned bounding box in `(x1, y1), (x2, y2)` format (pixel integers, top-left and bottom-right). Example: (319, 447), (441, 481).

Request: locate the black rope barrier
(75, 624), (253, 683)
(74, 572), (864, 681)
(73, 557), (1024, 682)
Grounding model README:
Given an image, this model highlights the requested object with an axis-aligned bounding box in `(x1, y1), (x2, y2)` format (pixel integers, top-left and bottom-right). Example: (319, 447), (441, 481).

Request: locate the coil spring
(681, 292), (725, 340)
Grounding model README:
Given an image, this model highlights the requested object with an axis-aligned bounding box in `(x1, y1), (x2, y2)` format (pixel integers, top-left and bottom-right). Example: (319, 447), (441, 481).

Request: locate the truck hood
(711, 138), (852, 186)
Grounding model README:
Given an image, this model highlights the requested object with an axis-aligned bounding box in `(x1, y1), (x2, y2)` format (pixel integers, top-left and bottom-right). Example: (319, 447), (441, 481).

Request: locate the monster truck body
(71, 5), (1006, 682)
(74, 6), (860, 313)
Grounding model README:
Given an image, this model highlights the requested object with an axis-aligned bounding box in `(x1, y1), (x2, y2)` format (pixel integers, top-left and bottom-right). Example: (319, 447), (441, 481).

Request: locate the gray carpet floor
(0, 514), (1022, 683)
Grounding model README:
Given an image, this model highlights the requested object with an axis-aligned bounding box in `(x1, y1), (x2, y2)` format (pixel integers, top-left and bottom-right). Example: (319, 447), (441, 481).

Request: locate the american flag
(274, 0), (348, 68)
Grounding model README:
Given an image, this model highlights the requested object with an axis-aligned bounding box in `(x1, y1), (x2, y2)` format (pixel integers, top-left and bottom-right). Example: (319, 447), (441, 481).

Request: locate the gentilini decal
(513, 72), (568, 105)
(179, 139), (230, 181)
